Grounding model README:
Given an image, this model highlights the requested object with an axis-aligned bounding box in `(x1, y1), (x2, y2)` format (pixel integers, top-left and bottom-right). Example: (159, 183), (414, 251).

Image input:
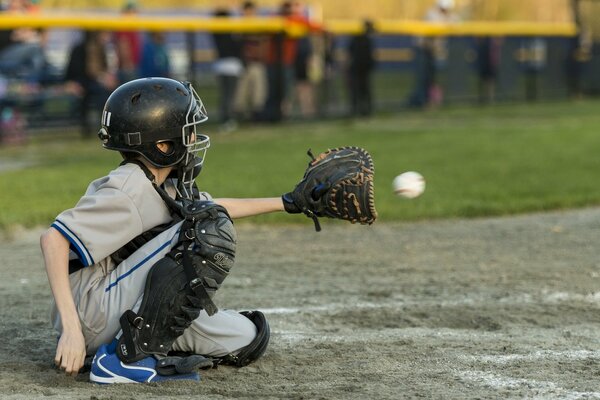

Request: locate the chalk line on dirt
(271, 327), (506, 344)
(463, 350), (600, 364)
(458, 371), (600, 400)
(257, 290), (600, 316)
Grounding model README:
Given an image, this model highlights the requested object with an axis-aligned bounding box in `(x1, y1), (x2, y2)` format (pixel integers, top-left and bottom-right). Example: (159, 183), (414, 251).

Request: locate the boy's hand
(55, 328), (86, 376)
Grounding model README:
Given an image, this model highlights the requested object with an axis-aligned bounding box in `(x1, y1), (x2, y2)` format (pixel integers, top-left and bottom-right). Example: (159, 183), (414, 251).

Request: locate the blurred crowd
(0, 0), (173, 137)
(210, 0), (376, 131)
(0, 0), (593, 143)
(0, 0), (378, 141)
(210, 0), (521, 125)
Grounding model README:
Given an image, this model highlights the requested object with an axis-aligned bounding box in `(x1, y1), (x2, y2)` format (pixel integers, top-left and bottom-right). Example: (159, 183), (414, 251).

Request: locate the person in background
(522, 37), (546, 102)
(262, 1), (321, 122)
(0, 0), (41, 146)
(262, 1), (295, 122)
(313, 31), (334, 117)
(64, 31), (117, 137)
(0, 0), (38, 52)
(0, 27), (48, 82)
(114, 0), (142, 84)
(233, 1), (268, 122)
(565, 28), (591, 99)
(475, 36), (502, 104)
(293, 34), (316, 118)
(211, 8), (243, 132)
(0, 0), (46, 80)
(346, 20), (376, 117)
(408, 0), (457, 108)
(139, 32), (170, 78)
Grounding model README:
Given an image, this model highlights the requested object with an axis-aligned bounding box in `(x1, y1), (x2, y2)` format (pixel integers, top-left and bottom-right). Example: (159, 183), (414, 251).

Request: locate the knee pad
(219, 311), (270, 367)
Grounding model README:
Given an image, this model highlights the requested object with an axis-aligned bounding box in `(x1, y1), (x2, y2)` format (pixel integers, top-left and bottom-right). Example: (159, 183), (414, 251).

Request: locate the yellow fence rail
(330, 20), (577, 37)
(0, 14), (578, 37)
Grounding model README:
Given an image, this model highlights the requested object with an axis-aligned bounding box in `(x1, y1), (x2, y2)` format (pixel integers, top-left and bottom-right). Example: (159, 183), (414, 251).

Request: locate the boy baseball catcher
(40, 77), (377, 383)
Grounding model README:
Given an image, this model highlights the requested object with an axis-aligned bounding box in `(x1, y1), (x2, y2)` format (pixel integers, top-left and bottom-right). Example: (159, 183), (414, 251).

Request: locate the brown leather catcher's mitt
(282, 147), (377, 231)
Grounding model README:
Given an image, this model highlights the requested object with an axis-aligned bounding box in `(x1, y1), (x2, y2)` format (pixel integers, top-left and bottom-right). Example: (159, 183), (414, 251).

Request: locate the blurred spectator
(0, 0), (45, 146)
(522, 37), (547, 102)
(293, 35), (315, 118)
(114, 0), (142, 84)
(0, 0), (22, 53)
(0, 0), (47, 81)
(263, 1), (321, 121)
(346, 20), (376, 117)
(475, 37), (502, 104)
(139, 32), (170, 78)
(0, 0), (38, 51)
(212, 8), (243, 131)
(233, 1), (268, 122)
(566, 28), (591, 99)
(316, 31), (336, 117)
(262, 1), (296, 122)
(64, 31), (117, 137)
(408, 0), (457, 108)
(0, 28), (47, 81)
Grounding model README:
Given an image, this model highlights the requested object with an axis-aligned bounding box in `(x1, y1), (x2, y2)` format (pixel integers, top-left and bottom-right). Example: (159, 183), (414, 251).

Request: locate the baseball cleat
(89, 343), (200, 384)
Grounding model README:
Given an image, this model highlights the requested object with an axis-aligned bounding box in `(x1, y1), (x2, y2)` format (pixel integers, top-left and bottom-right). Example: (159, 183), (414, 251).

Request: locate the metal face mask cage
(178, 82), (210, 200)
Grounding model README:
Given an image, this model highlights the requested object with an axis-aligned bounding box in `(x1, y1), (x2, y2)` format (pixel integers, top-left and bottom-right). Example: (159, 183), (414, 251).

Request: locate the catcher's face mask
(177, 82), (210, 200)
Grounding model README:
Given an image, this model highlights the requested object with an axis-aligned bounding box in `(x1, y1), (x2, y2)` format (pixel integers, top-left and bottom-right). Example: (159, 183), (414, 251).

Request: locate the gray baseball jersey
(52, 163), (172, 266)
(50, 163), (256, 356)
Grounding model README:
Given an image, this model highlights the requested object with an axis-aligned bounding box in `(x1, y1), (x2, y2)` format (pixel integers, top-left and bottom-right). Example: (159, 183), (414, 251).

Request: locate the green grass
(2, 99), (600, 230)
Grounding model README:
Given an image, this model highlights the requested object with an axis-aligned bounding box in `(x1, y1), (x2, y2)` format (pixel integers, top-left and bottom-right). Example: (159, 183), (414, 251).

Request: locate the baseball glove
(282, 147), (377, 231)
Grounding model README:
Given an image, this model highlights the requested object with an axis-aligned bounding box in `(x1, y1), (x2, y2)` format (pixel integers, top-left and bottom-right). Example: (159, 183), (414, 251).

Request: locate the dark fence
(0, 29), (597, 139)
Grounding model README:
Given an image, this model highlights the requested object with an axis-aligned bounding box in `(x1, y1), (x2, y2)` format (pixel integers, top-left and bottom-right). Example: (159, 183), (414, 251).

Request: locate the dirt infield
(1, 209), (600, 399)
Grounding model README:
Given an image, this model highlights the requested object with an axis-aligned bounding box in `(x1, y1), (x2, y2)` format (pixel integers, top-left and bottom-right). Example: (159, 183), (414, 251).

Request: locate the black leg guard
(117, 202), (236, 366)
(219, 310), (270, 367)
(116, 255), (202, 363)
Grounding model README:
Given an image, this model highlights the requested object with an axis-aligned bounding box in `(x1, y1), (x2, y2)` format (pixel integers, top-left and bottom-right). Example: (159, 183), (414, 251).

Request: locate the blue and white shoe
(90, 343), (200, 384)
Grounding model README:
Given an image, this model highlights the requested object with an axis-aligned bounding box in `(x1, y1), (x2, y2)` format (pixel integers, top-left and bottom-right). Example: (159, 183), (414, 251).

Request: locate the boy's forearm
(214, 197), (285, 219)
(40, 228), (81, 331)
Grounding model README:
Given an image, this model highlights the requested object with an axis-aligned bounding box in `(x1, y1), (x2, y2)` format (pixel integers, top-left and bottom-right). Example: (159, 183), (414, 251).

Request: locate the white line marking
(459, 371), (600, 400)
(464, 350), (600, 364)
(270, 327), (505, 344)
(257, 290), (600, 316)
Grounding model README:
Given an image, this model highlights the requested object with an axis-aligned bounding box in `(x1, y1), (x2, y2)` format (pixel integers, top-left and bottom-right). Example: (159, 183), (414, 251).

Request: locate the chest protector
(117, 201), (236, 363)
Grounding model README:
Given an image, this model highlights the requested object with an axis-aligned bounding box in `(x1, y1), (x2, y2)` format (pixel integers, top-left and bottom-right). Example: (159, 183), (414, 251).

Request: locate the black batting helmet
(98, 77), (209, 168)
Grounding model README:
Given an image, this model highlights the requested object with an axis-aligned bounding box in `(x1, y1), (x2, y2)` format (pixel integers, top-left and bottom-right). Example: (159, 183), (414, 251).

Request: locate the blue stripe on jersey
(104, 229), (180, 293)
(51, 220), (95, 267)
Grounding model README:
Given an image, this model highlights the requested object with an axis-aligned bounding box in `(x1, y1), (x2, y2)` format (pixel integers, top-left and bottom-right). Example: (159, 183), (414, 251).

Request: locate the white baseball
(393, 171), (426, 199)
